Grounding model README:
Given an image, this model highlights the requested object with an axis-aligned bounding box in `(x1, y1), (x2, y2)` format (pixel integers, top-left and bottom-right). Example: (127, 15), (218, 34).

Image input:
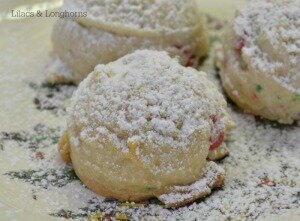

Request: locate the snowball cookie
(45, 0), (209, 84)
(58, 50), (233, 208)
(217, 0), (300, 124)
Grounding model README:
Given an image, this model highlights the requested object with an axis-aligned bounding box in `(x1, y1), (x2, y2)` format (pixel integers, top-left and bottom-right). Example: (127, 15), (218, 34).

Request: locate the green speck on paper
(5, 166), (78, 188)
(255, 84), (263, 93)
(292, 93), (300, 102)
(50, 209), (86, 219)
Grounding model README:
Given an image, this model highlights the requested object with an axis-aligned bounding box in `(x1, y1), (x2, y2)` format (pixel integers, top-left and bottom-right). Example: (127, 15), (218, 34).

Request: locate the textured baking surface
(0, 0), (299, 220)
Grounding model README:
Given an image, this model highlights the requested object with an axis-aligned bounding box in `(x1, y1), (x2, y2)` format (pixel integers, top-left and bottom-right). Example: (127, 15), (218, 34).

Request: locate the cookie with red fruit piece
(58, 50), (233, 207)
(45, 0), (209, 84)
(217, 0), (300, 124)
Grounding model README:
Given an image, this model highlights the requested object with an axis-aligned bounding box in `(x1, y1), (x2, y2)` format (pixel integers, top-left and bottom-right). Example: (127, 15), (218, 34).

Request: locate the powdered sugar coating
(233, 0), (300, 92)
(158, 161), (225, 208)
(218, 0), (300, 123)
(68, 50), (230, 151)
(46, 0), (208, 84)
(65, 0), (202, 37)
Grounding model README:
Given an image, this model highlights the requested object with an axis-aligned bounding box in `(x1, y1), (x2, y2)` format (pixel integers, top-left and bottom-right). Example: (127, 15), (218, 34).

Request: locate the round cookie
(59, 50), (233, 207)
(45, 0), (209, 84)
(218, 0), (300, 124)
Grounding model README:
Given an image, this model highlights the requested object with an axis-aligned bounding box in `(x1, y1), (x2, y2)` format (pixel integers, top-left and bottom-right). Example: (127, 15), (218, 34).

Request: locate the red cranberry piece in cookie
(185, 54), (196, 67)
(235, 38), (245, 55)
(210, 132), (225, 151)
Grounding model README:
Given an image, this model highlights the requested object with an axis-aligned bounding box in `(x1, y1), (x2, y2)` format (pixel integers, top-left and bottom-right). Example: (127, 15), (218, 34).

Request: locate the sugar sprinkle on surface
(1, 12), (300, 221)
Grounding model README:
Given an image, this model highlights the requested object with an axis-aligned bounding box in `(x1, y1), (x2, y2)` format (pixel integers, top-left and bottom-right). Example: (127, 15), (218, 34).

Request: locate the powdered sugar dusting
(233, 0), (300, 92)
(158, 161), (225, 207)
(68, 50), (229, 151)
(2, 109), (299, 220)
(1, 8), (300, 221)
(66, 0), (201, 35)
